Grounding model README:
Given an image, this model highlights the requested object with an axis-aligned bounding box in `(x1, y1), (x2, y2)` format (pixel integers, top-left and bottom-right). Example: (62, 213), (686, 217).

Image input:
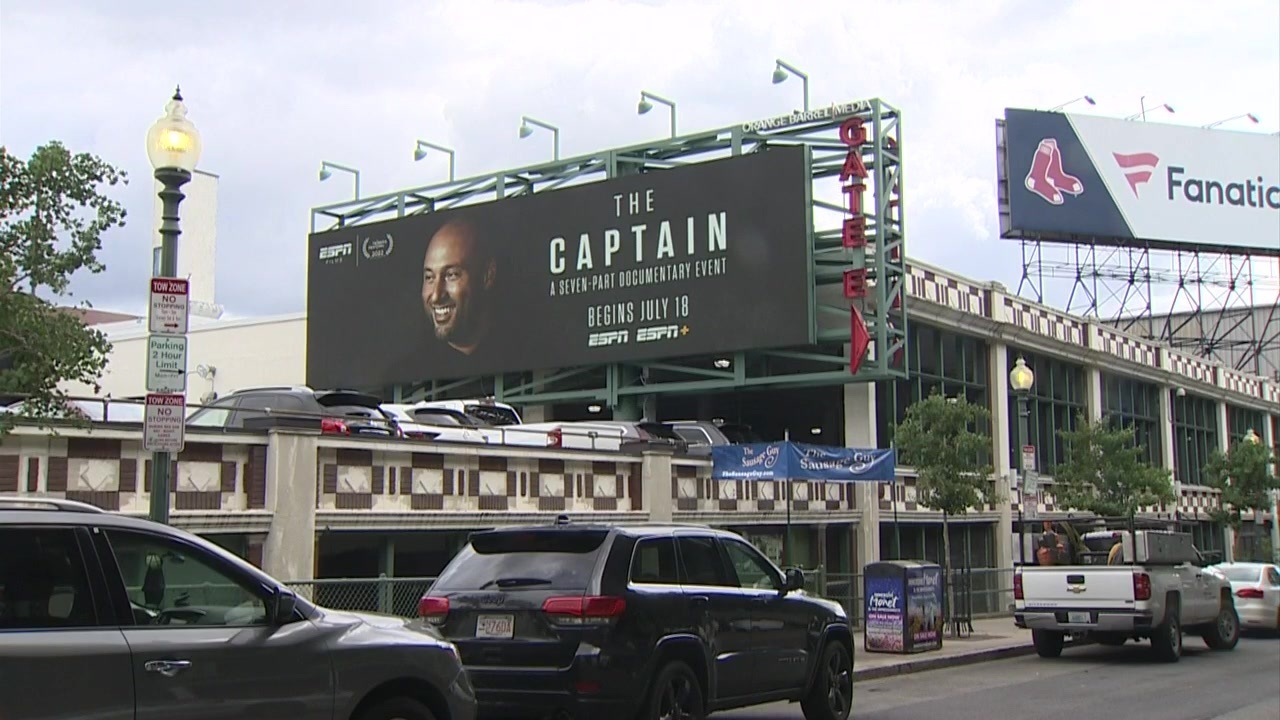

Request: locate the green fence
(287, 567), (1014, 628)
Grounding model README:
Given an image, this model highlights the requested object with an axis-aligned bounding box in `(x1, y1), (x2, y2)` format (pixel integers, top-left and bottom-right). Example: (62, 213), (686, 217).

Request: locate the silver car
(0, 498), (476, 720)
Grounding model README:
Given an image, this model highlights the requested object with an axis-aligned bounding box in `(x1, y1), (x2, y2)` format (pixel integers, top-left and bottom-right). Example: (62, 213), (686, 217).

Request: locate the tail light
(418, 596), (450, 624)
(547, 428), (563, 448)
(1236, 588), (1264, 599)
(1133, 572), (1152, 601)
(320, 417), (350, 435)
(542, 595), (626, 626)
(1013, 572), (1023, 601)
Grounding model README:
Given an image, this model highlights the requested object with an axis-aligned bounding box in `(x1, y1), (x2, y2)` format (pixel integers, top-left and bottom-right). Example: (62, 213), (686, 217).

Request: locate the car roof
(473, 520), (739, 540)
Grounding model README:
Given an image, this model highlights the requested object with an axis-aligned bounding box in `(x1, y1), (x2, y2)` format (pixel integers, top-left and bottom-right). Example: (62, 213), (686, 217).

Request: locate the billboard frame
(309, 99), (907, 408)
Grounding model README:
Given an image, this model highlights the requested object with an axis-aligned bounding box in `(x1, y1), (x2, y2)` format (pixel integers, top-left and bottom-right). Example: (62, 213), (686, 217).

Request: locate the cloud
(1, 0), (1276, 320)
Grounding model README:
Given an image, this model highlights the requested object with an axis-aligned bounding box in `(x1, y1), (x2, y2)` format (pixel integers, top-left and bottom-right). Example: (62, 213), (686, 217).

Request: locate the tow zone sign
(144, 393), (186, 453)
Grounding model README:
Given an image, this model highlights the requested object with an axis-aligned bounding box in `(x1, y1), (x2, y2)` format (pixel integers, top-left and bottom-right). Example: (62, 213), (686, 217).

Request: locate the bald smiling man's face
(421, 222), (494, 352)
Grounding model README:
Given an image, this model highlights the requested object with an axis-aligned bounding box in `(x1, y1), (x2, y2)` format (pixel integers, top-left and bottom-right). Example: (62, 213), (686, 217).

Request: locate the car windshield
(465, 405), (519, 426)
(431, 530), (609, 592)
(1220, 565), (1262, 583)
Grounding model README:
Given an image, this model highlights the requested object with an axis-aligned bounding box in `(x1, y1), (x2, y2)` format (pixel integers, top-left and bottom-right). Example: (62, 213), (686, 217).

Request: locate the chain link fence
(286, 567), (1014, 628)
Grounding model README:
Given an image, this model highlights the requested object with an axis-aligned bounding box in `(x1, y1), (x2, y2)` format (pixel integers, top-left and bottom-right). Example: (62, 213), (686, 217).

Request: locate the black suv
(186, 386), (400, 437)
(417, 520), (853, 720)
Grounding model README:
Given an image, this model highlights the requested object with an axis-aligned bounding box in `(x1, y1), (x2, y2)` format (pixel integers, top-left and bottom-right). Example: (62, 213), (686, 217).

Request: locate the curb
(853, 643), (1036, 681)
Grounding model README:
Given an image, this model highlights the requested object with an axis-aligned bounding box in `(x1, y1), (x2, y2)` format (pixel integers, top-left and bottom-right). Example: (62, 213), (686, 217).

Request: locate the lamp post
(319, 161), (360, 199)
(771, 58), (810, 112)
(145, 87), (202, 525)
(637, 90), (677, 138)
(413, 140), (456, 182)
(1049, 95), (1096, 111)
(1009, 356), (1036, 563)
(1203, 113), (1260, 129)
(518, 116), (560, 161)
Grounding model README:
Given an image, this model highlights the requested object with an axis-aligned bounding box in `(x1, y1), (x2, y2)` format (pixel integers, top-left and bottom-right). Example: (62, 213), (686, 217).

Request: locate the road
(722, 636), (1280, 719)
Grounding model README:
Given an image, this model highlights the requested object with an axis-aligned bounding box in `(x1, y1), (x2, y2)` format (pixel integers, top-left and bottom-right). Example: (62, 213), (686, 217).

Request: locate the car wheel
(801, 641), (853, 720)
(1032, 629), (1065, 658)
(1151, 598), (1182, 663)
(1202, 601), (1240, 651)
(643, 661), (705, 720)
(355, 697), (437, 720)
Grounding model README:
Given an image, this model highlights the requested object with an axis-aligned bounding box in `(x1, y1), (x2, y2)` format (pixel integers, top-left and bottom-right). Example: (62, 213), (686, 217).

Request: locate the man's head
(421, 218), (496, 353)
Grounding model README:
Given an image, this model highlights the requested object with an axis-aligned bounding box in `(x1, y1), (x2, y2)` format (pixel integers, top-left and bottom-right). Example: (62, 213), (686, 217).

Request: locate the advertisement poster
(306, 146), (812, 387)
(864, 575), (904, 652)
(712, 442), (895, 482)
(906, 566), (944, 651)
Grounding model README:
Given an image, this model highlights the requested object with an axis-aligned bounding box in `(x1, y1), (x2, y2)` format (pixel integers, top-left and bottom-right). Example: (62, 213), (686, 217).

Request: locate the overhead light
(809, 426), (822, 435)
(518, 122), (533, 139)
(713, 358), (731, 369)
(637, 98), (653, 115)
(712, 417), (726, 425)
(587, 404), (602, 413)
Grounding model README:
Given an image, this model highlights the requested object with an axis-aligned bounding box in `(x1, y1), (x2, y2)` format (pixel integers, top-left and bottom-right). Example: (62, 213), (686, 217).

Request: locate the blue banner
(711, 442), (895, 482)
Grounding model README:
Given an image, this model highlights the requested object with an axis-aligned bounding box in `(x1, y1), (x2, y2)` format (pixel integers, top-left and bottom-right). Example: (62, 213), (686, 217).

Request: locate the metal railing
(286, 567), (1015, 629)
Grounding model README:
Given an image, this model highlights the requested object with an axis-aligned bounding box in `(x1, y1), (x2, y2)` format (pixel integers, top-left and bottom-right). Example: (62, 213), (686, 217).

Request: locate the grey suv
(0, 498), (476, 720)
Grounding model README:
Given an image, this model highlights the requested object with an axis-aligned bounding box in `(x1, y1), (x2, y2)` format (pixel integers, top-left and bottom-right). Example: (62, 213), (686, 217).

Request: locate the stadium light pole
(1049, 95), (1095, 111)
(771, 58), (810, 112)
(1125, 96), (1175, 121)
(637, 91), (677, 138)
(1203, 113), (1260, 129)
(1009, 356), (1036, 564)
(413, 140), (456, 182)
(145, 87), (202, 525)
(518, 116), (560, 161)
(319, 161), (360, 198)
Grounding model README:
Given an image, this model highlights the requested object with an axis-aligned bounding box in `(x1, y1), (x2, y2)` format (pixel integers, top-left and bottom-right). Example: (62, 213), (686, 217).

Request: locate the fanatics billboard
(306, 146), (813, 388)
(999, 108), (1279, 255)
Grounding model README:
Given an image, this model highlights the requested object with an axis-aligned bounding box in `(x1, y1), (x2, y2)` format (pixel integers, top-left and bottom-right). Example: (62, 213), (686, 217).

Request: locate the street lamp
(1124, 97), (1175, 121)
(1204, 113), (1260, 129)
(1049, 95), (1096, 111)
(771, 58), (810, 112)
(413, 140), (456, 182)
(145, 86), (202, 525)
(1010, 356), (1036, 564)
(637, 90), (677, 138)
(518, 116), (560, 161)
(319, 161), (360, 199)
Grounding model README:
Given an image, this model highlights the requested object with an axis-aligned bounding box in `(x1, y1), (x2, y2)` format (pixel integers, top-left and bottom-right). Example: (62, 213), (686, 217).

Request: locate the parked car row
(0, 498), (855, 720)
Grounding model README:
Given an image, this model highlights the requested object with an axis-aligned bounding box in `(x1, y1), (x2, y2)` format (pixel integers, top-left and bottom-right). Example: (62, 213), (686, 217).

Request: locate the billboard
(306, 146), (813, 388)
(998, 108), (1280, 255)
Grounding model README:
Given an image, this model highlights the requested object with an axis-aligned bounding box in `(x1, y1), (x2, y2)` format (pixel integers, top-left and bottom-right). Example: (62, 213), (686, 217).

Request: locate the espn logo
(588, 330), (629, 347)
(636, 325), (680, 343)
(318, 242), (353, 261)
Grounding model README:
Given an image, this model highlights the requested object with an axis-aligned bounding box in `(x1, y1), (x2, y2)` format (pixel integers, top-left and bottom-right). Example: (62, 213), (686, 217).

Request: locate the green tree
(0, 142), (127, 432)
(1204, 434), (1278, 560)
(893, 391), (995, 615)
(1052, 413), (1173, 518)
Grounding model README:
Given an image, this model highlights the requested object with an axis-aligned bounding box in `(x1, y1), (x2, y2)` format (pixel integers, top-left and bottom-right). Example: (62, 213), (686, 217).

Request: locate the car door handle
(144, 660), (193, 678)
(688, 595), (709, 608)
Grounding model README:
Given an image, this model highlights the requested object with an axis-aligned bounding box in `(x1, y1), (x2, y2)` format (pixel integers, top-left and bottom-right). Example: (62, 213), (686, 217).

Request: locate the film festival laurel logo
(1112, 151), (1160, 197)
(1024, 137), (1083, 205)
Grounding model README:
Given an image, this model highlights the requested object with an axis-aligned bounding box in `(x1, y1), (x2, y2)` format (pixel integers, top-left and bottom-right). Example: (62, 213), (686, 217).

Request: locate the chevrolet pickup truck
(1013, 529), (1240, 662)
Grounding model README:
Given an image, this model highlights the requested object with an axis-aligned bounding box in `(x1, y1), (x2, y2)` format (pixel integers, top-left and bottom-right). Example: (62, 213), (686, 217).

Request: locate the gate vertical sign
(144, 278), (190, 453)
(840, 116), (872, 374)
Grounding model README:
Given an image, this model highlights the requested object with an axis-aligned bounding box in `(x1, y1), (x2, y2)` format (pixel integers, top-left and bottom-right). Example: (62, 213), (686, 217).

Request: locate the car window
(0, 528), (98, 629)
(413, 410), (467, 426)
(465, 405), (520, 426)
(1221, 565), (1264, 583)
(674, 427), (713, 445)
(188, 405), (233, 428)
(432, 530), (608, 592)
(676, 536), (731, 587)
(104, 530), (267, 627)
(630, 537), (679, 585)
(721, 538), (781, 590)
(1268, 567), (1280, 586)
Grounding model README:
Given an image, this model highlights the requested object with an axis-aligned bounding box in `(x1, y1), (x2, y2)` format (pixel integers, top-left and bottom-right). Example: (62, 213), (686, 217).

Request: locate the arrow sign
(146, 334), (188, 393)
(849, 306), (871, 374)
(149, 277), (190, 335)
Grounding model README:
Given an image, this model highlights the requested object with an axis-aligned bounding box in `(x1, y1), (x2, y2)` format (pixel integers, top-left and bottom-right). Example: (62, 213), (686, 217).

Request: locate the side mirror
(783, 568), (805, 593)
(272, 588), (298, 625)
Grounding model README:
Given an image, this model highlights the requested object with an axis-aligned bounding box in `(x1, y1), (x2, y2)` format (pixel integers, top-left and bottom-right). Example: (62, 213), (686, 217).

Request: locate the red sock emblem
(1024, 139), (1063, 205)
(1044, 138), (1082, 195)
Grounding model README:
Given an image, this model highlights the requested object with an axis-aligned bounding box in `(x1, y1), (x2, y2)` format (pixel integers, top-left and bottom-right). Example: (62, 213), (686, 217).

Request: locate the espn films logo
(318, 242), (353, 263)
(588, 325), (683, 348)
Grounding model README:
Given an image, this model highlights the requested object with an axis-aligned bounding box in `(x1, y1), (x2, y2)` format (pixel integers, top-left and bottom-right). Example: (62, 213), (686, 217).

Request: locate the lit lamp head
(1009, 356), (1035, 393)
(146, 87), (201, 173)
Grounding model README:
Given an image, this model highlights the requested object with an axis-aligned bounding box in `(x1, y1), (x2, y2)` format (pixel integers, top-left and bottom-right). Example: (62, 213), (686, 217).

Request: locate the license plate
(476, 614), (514, 639)
(1068, 611), (1092, 624)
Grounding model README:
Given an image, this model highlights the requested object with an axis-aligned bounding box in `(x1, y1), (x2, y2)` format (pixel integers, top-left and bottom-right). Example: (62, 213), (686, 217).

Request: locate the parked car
(667, 420), (734, 454)
(186, 386), (401, 437)
(2, 398), (147, 424)
(382, 404), (478, 443)
(1212, 561), (1280, 633)
(509, 421), (626, 451)
(418, 399), (522, 427)
(399, 405), (559, 448)
(417, 519), (853, 720)
(0, 497), (476, 720)
(555, 420), (689, 453)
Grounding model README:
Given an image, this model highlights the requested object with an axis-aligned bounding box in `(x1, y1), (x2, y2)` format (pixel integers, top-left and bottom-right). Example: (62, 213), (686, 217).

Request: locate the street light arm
(319, 161), (360, 198)
(414, 141), (456, 182)
(772, 58), (811, 112)
(519, 115), (560, 160)
(640, 90), (675, 108)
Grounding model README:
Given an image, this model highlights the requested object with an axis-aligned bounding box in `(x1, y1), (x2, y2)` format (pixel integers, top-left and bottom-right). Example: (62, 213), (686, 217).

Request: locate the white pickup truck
(1014, 529), (1240, 662)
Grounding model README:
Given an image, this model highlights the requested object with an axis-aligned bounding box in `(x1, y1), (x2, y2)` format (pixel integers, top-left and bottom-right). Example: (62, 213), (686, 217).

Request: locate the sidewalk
(854, 616), (1033, 680)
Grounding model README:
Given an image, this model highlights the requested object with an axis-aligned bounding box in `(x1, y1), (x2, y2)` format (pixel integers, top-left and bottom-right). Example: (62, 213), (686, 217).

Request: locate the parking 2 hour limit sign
(149, 277), (190, 335)
(144, 393), (186, 453)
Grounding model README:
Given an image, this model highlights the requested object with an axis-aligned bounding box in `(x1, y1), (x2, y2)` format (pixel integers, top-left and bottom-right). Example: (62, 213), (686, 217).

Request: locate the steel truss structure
(1017, 239), (1280, 376)
(310, 100), (908, 410)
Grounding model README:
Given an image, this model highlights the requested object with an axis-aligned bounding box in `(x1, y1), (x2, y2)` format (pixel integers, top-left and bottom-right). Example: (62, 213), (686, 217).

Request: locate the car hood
(319, 608), (447, 639)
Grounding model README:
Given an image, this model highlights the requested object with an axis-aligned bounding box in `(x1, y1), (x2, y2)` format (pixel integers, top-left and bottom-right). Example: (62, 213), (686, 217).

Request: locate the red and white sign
(148, 278), (190, 335)
(143, 393), (186, 453)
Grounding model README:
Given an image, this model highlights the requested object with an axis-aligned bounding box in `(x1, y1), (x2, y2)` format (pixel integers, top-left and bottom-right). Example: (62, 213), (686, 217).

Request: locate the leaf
(893, 391), (996, 518)
(1202, 438), (1279, 529)
(1051, 413), (1174, 518)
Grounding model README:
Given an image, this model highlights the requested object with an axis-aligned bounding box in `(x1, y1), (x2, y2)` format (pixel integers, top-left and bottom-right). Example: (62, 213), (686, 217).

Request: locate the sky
(1, 0), (1277, 320)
